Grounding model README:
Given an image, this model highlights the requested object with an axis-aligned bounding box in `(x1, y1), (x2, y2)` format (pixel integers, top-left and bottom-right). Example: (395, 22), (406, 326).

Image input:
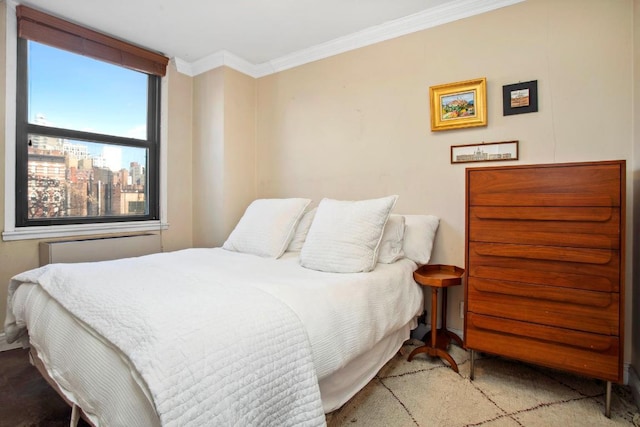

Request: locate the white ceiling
(15, 0), (523, 77)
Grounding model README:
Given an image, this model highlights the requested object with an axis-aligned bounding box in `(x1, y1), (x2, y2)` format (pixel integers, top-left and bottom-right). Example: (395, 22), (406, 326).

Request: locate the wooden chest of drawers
(464, 161), (625, 386)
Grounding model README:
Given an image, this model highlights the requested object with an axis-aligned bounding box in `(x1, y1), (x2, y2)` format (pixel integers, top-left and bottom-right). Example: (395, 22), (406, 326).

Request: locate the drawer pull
(471, 230), (615, 249)
(470, 278), (614, 308)
(473, 243), (614, 265)
(472, 193), (617, 207)
(472, 206), (614, 222)
(473, 265), (615, 292)
(468, 313), (614, 352)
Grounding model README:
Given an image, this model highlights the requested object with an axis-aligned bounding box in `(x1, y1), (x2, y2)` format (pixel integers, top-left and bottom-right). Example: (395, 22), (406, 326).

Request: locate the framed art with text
(451, 140), (519, 164)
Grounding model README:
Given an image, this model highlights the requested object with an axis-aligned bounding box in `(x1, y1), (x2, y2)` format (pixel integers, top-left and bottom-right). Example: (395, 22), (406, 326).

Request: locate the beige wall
(163, 61), (195, 252)
(221, 68), (257, 244)
(192, 66), (257, 247)
(256, 0), (635, 349)
(192, 67), (225, 247)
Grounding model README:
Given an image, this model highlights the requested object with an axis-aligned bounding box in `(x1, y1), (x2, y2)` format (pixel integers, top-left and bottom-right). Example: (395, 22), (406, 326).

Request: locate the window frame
(15, 38), (161, 227)
(2, 4), (169, 241)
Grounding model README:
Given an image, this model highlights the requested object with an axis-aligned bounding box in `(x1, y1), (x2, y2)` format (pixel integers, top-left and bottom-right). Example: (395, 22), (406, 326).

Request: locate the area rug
(326, 340), (640, 427)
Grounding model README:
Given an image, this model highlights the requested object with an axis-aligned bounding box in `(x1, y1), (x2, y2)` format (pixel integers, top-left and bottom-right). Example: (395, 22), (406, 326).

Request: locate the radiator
(39, 234), (162, 266)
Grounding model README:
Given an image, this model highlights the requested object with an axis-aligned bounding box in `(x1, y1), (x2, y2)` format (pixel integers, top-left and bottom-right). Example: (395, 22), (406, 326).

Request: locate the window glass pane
(27, 134), (148, 219)
(27, 41), (148, 139)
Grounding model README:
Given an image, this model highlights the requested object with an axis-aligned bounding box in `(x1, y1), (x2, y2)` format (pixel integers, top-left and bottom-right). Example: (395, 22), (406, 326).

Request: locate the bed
(4, 196), (439, 426)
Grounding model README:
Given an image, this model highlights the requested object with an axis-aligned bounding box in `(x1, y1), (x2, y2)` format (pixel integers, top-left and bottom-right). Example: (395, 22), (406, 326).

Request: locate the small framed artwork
(430, 77), (487, 131)
(451, 140), (519, 164)
(503, 80), (538, 115)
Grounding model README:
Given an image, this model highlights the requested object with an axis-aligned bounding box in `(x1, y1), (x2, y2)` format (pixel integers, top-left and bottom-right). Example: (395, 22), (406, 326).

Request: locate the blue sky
(28, 41), (148, 168)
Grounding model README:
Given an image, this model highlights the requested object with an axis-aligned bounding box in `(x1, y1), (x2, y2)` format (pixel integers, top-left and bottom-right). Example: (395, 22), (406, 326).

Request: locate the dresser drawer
(467, 277), (619, 335)
(466, 313), (621, 382)
(469, 206), (620, 249)
(468, 242), (620, 292)
(467, 163), (622, 207)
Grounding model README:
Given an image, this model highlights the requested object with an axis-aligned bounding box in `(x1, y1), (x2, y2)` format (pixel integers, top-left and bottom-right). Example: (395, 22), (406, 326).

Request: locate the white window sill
(2, 221), (169, 241)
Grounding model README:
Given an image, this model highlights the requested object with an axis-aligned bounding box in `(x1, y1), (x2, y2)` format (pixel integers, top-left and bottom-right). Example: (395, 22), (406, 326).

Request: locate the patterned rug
(326, 340), (640, 427)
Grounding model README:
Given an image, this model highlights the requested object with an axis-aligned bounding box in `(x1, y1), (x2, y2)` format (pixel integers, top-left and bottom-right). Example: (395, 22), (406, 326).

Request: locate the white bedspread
(5, 248), (423, 425)
(6, 249), (326, 426)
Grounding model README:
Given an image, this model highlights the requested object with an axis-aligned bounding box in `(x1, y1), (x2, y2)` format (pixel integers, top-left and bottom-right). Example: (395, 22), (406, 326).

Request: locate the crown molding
(172, 57), (193, 76)
(175, 50), (265, 78)
(174, 0), (525, 78)
(189, 50), (255, 77)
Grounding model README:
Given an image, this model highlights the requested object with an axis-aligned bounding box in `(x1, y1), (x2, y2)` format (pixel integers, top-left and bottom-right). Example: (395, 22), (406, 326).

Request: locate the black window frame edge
(15, 37), (161, 227)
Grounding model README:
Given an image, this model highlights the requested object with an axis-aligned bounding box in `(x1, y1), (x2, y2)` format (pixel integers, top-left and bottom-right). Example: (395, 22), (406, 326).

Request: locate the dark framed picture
(502, 80), (538, 116)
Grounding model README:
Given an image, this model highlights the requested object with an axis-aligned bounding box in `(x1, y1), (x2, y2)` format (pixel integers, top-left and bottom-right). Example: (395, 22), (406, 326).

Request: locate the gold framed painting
(430, 77), (487, 131)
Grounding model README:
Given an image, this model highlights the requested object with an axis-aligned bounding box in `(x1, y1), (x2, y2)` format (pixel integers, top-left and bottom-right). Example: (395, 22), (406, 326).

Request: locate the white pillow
(286, 208), (317, 252)
(300, 195), (398, 273)
(402, 214), (440, 265)
(222, 198), (311, 258)
(377, 214), (406, 263)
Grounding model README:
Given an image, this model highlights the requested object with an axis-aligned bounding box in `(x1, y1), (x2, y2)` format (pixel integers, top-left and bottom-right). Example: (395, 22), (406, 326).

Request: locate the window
(14, 6), (168, 228)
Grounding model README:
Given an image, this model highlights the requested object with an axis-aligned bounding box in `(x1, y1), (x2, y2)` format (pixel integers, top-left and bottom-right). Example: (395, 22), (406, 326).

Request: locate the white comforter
(5, 248), (423, 425)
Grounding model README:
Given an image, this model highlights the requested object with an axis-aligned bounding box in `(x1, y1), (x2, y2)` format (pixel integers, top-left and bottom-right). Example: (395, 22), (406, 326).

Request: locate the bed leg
(70, 404), (80, 427)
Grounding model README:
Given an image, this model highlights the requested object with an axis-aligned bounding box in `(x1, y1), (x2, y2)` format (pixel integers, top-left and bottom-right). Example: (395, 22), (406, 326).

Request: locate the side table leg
(430, 287), (438, 348)
(470, 349), (475, 380)
(441, 287), (448, 331)
(605, 381), (611, 418)
(440, 287), (463, 347)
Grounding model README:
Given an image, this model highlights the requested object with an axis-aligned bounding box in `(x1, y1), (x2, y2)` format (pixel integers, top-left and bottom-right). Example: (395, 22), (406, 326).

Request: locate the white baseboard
(0, 332), (23, 352)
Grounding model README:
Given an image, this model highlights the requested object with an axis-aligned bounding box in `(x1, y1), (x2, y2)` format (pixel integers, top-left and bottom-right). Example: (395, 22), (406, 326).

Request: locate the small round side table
(408, 264), (464, 372)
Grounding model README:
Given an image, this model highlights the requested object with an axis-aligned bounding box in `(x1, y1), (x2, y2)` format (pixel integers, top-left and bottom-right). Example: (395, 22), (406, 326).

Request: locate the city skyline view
(28, 41), (149, 170)
(31, 114), (147, 173)
(23, 40), (151, 221)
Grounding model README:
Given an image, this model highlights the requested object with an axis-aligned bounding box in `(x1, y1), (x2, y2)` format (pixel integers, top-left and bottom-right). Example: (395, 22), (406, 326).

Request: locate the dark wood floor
(0, 348), (90, 427)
